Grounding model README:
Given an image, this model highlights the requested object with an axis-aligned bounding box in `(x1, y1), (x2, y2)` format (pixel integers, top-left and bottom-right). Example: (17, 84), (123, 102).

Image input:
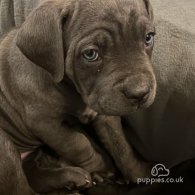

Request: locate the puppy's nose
(122, 86), (150, 102)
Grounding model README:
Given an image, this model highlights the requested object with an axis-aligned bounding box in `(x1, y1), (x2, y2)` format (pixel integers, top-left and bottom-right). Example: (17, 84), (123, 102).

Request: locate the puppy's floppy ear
(143, 0), (153, 21)
(16, 1), (70, 83)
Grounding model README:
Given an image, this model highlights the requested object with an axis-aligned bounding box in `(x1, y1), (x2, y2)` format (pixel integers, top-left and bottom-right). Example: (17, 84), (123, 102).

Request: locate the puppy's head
(16, 0), (156, 116)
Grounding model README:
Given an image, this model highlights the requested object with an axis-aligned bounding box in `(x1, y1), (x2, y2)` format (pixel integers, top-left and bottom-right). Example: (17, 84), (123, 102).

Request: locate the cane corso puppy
(0, 0), (156, 194)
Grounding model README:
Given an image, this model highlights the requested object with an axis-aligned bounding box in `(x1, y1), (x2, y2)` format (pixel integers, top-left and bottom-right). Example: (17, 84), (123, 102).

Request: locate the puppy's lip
(139, 94), (155, 109)
(89, 89), (155, 115)
(96, 99), (139, 116)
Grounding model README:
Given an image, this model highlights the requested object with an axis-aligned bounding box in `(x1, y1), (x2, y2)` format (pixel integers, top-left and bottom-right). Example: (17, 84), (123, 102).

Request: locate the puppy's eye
(145, 32), (155, 47)
(82, 49), (99, 62)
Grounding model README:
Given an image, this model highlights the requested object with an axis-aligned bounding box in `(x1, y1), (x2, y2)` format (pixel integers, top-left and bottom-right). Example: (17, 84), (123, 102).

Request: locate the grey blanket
(0, 0), (40, 35)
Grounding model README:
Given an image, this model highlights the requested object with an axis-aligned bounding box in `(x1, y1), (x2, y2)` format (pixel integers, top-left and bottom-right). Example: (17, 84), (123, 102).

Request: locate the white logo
(151, 164), (170, 177)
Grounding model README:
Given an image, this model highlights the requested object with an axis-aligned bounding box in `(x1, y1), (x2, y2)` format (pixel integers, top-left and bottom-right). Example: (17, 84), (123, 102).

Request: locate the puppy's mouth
(85, 73), (157, 115)
(90, 98), (146, 116)
(88, 87), (156, 116)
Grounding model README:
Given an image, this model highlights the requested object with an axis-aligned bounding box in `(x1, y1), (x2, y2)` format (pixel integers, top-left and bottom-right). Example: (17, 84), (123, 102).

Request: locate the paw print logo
(151, 164), (170, 177)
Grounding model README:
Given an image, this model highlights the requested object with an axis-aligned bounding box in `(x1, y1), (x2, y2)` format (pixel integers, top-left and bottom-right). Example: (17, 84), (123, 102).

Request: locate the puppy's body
(0, 0), (156, 194)
(0, 32), (87, 152)
(0, 30), (108, 194)
(0, 31), (41, 151)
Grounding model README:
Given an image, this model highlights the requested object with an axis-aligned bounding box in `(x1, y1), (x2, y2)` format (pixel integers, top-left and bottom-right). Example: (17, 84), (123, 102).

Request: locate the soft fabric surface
(0, 0), (40, 35)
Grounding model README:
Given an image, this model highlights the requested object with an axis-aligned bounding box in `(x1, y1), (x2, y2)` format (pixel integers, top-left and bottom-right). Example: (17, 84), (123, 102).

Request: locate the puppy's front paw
(64, 167), (92, 190)
(92, 171), (115, 184)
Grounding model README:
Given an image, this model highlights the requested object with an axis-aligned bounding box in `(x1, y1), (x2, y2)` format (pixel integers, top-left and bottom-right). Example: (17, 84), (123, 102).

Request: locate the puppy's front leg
(92, 115), (151, 182)
(23, 147), (92, 194)
(31, 120), (109, 175)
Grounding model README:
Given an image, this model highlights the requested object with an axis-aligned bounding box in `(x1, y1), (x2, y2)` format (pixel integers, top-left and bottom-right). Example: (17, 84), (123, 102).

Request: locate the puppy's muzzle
(122, 85), (150, 103)
(119, 77), (151, 104)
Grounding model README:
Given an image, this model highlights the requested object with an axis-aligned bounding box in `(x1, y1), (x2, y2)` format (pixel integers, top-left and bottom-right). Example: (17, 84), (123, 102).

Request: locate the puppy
(0, 0), (156, 194)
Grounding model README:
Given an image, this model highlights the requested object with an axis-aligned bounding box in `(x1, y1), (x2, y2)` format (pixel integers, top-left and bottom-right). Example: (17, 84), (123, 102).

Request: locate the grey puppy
(0, 0), (156, 194)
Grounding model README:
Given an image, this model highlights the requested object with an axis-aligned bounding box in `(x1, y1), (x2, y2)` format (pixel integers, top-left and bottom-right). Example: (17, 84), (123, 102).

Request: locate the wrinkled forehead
(65, 0), (151, 44)
(79, 0), (148, 18)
